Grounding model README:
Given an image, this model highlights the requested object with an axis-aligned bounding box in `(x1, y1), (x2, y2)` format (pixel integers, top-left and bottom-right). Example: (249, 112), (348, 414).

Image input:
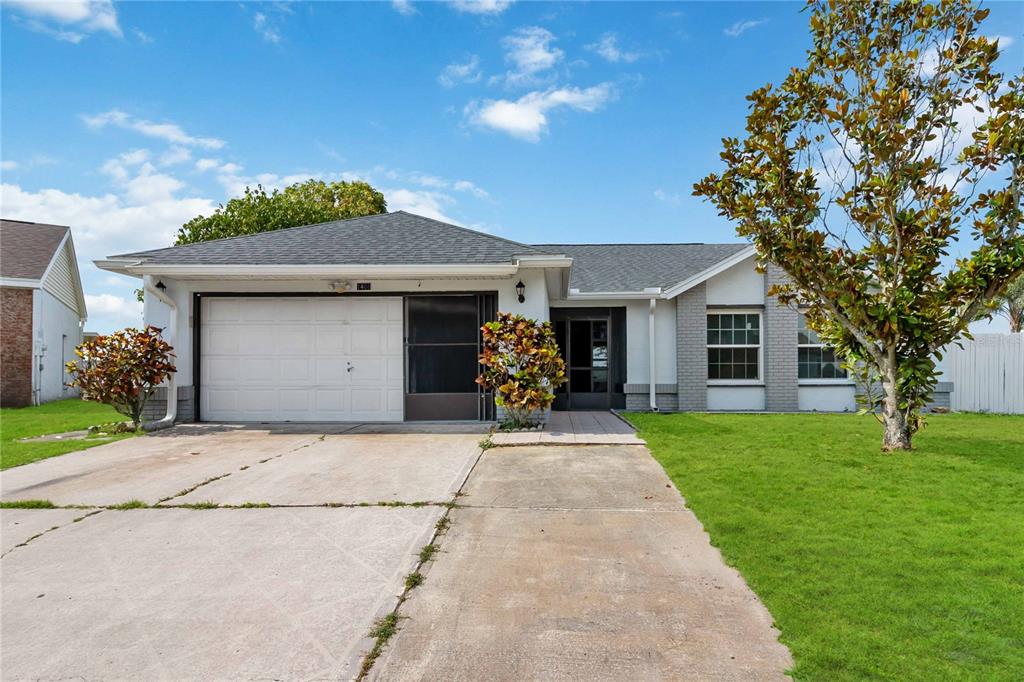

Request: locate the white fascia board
(100, 263), (522, 278)
(63, 235), (88, 321)
(515, 255), (573, 268)
(566, 288), (662, 300)
(662, 246), (758, 299)
(0, 277), (42, 289)
(94, 259), (144, 277)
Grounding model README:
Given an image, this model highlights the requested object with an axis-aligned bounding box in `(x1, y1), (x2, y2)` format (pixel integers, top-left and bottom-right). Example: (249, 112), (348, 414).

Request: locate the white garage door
(200, 297), (404, 422)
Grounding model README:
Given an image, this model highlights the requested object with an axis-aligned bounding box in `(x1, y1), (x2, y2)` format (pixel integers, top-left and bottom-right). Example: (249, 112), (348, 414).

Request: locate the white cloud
(84, 293), (143, 330)
(253, 12), (281, 44)
(5, 0), (121, 42)
(195, 158), (221, 172)
(132, 27), (153, 44)
(467, 83), (616, 142)
(82, 109), (225, 149)
(385, 188), (456, 223)
(499, 27), (563, 87)
(438, 55), (482, 88)
(450, 0), (513, 16)
(159, 146), (192, 166)
(392, 0), (417, 16)
(921, 35), (1015, 77)
(654, 189), (682, 205)
(1, 160), (18, 171)
(454, 180), (489, 199)
(724, 19), (766, 38)
(586, 33), (641, 64)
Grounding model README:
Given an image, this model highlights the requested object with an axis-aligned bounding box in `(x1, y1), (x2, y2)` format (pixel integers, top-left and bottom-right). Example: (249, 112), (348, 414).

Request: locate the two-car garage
(197, 293), (496, 423)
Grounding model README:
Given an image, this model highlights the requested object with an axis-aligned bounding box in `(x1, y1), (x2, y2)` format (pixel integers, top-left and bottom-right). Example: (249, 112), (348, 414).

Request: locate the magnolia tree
(477, 313), (567, 429)
(66, 326), (176, 430)
(694, 0), (1023, 451)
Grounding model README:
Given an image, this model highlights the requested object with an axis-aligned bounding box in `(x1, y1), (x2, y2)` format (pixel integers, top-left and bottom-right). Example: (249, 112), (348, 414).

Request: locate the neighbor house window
(707, 313), (760, 381)
(798, 314), (847, 379)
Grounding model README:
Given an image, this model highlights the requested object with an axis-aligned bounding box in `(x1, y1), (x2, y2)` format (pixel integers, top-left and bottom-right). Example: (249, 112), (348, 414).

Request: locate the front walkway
(372, 441), (793, 680)
(490, 410), (644, 446)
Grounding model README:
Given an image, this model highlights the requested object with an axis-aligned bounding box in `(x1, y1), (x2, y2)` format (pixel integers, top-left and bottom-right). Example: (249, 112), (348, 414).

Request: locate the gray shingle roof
(112, 211), (555, 265)
(1, 219), (68, 279)
(532, 243), (751, 292)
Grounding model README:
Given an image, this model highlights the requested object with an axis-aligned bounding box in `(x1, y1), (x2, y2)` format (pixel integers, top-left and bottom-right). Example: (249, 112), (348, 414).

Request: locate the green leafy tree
(66, 326), (177, 429)
(981, 273), (1024, 332)
(694, 0), (1023, 451)
(175, 179), (386, 244)
(477, 313), (567, 430)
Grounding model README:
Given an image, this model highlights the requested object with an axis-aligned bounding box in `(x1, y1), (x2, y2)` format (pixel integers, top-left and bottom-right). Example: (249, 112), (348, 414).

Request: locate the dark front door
(404, 293), (496, 421)
(552, 308), (626, 410)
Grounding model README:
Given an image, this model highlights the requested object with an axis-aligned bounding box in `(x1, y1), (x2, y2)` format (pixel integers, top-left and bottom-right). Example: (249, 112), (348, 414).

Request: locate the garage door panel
(205, 298), (242, 323)
(277, 358), (314, 384)
(206, 328), (240, 354)
(314, 299), (347, 321)
(315, 328), (349, 354)
(239, 299), (278, 322)
(313, 358), (349, 385)
(200, 296), (403, 422)
(276, 328), (314, 354)
(236, 327), (279, 354)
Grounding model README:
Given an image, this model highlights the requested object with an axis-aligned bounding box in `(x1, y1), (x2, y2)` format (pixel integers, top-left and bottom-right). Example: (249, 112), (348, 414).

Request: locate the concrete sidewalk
(372, 444), (793, 681)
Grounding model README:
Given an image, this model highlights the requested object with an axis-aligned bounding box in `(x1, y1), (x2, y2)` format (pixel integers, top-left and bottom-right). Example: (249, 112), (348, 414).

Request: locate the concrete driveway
(0, 424), (484, 681)
(372, 444), (793, 681)
(2, 424), (791, 681)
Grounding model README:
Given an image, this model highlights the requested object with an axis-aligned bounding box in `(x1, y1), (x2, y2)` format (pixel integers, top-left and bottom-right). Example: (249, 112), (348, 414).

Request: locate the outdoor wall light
(155, 280), (167, 291)
(516, 280), (526, 303)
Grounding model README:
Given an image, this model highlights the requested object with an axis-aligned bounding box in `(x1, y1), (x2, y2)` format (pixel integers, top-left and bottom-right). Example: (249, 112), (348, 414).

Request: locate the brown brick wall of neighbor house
(1, 287), (34, 407)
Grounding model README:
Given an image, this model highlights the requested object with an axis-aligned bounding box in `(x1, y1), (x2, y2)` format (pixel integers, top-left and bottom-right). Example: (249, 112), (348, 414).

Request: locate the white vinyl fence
(940, 334), (1024, 414)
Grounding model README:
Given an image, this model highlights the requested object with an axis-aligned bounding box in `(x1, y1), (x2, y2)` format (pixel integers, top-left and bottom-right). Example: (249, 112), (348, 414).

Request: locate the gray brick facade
(677, 283), (708, 411)
(763, 263), (800, 411)
(624, 384), (679, 411)
(143, 385), (196, 424)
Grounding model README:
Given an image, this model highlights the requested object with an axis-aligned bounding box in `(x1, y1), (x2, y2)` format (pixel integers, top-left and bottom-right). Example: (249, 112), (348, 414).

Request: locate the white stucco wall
(708, 385), (765, 411)
(705, 256), (764, 306)
(798, 385), (856, 412)
(34, 289), (82, 403)
(144, 271), (549, 389)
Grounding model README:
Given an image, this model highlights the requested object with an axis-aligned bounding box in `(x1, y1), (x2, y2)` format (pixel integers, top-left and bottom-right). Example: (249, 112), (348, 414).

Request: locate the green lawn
(0, 399), (133, 469)
(626, 412), (1024, 682)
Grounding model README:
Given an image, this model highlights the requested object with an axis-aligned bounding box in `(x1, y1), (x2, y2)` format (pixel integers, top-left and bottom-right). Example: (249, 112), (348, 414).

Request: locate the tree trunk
(880, 357), (912, 451)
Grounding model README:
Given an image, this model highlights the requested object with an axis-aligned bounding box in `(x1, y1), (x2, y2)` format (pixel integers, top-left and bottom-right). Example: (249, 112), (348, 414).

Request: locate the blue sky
(2, 0), (1022, 333)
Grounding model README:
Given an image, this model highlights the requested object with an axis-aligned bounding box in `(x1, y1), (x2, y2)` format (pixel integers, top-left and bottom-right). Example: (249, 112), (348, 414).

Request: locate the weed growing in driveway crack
(478, 435), (495, 450)
(108, 499), (148, 510)
(418, 544), (437, 562)
(404, 571), (424, 589)
(359, 612), (400, 679)
(435, 516), (451, 534)
(236, 502), (271, 508)
(0, 499), (56, 509)
(176, 501), (219, 510)
(156, 473), (230, 504)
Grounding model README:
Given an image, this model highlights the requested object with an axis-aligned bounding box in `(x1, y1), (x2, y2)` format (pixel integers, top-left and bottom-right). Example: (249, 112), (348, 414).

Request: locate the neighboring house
(1, 219), (88, 407)
(94, 211), (903, 423)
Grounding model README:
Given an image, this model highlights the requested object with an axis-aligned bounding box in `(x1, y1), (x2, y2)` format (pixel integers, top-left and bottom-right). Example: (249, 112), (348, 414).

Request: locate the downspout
(649, 297), (659, 412)
(143, 275), (177, 431)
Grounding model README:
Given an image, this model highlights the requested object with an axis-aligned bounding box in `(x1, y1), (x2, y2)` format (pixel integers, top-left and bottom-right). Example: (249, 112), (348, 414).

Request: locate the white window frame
(706, 309), (763, 386)
(797, 313), (852, 384)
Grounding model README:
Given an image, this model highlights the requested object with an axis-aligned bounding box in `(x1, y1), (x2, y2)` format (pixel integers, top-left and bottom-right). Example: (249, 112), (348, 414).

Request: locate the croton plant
(477, 312), (567, 430)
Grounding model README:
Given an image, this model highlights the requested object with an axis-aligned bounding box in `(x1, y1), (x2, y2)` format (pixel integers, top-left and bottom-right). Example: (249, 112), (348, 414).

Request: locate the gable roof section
(111, 211), (558, 266)
(1, 219), (69, 280)
(533, 243), (753, 295)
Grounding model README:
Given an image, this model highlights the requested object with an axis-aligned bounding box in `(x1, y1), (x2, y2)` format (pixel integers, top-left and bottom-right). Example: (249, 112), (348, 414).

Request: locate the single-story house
(95, 211), (893, 423)
(1, 219), (88, 407)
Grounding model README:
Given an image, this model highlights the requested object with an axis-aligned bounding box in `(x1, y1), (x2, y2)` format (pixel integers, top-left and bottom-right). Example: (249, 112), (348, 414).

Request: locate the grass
(0, 499), (56, 509)
(626, 412), (1024, 681)
(108, 499), (148, 510)
(0, 399), (134, 469)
